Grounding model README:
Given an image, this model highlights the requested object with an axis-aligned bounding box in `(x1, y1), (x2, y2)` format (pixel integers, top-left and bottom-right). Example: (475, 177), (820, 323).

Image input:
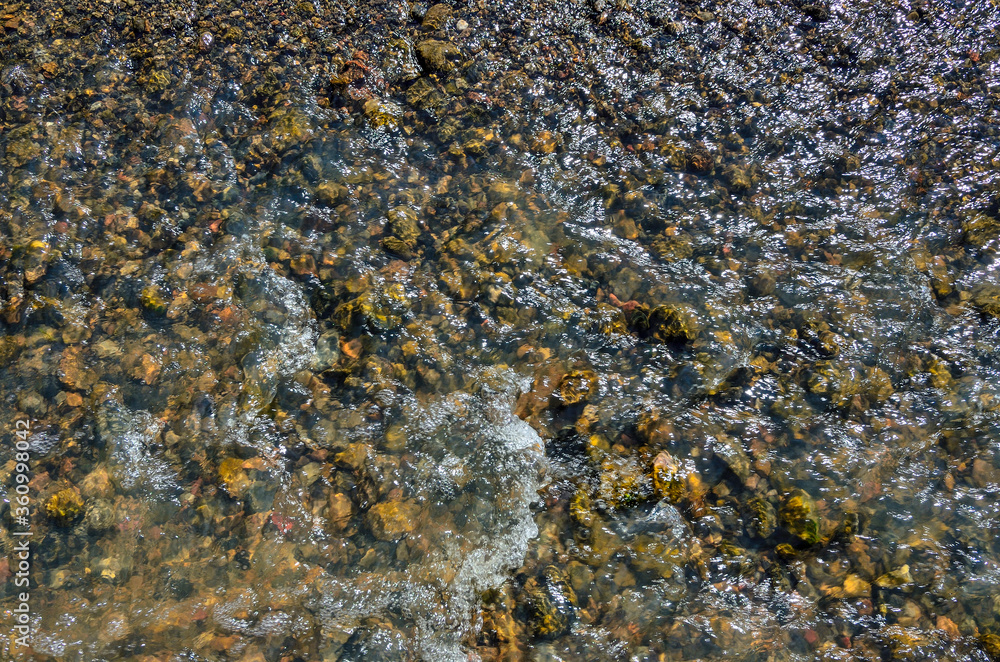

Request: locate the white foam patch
(187, 232), (318, 386)
(236, 257), (318, 380)
(97, 400), (179, 496)
(314, 370), (546, 661)
(220, 237), (318, 410)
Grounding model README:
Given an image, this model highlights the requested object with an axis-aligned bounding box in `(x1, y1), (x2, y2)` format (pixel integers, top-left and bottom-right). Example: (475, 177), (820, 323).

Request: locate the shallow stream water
(1, 0), (1000, 660)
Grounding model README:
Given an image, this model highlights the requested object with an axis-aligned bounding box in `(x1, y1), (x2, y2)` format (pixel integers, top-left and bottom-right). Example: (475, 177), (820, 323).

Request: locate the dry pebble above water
(1, 0), (1000, 660)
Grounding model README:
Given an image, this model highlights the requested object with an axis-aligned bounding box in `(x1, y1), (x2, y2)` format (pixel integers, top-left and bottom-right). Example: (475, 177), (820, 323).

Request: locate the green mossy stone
(648, 304), (697, 343)
(523, 566), (577, 638)
(140, 286), (169, 315)
(780, 489), (820, 544)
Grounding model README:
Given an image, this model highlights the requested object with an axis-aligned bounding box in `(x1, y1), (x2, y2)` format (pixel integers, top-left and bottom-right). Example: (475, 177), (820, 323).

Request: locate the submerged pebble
(1, 0), (998, 660)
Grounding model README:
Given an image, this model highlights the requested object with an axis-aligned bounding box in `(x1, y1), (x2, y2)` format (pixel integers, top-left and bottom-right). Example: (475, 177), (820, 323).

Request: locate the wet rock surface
(0, 0), (999, 660)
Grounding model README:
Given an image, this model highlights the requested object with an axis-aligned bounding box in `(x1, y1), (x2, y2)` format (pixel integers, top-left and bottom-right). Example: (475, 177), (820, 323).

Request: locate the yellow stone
(875, 565), (913, 588)
(842, 574), (871, 598)
(367, 500), (420, 540)
(327, 493), (353, 532)
(218, 458), (250, 496)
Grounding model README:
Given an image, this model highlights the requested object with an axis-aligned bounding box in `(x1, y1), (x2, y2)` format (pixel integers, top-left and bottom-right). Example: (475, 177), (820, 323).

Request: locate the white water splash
(96, 399), (179, 496)
(314, 371), (546, 661)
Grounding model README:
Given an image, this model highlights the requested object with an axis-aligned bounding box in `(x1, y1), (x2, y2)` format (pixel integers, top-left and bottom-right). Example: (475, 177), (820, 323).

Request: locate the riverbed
(1, 0), (999, 660)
